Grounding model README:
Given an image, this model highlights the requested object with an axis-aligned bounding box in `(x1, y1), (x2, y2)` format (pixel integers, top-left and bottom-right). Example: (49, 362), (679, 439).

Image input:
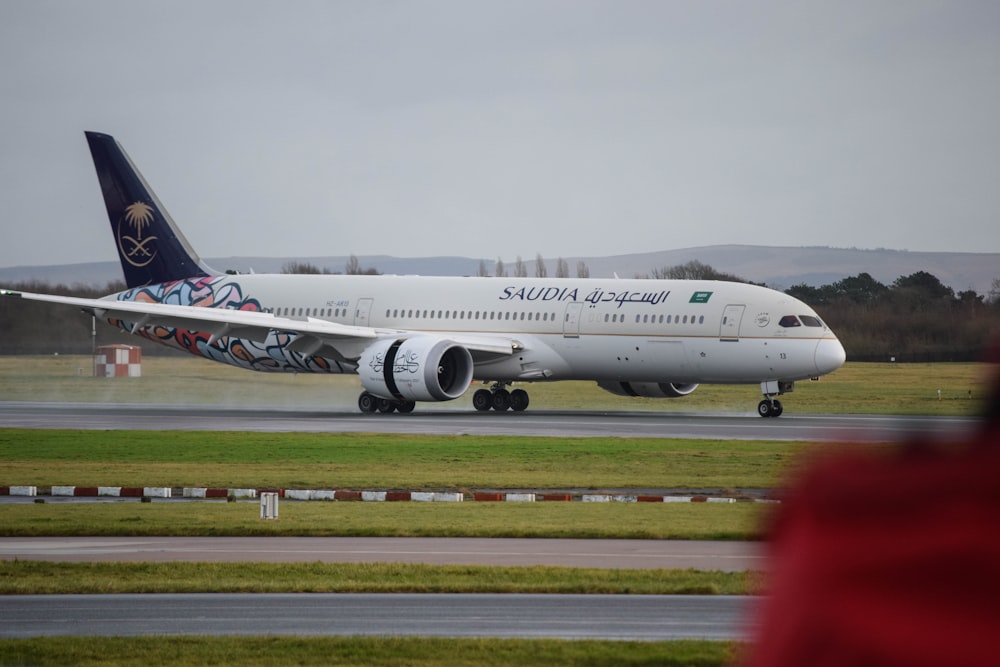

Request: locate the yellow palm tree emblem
(124, 202), (154, 239)
(119, 202), (158, 267)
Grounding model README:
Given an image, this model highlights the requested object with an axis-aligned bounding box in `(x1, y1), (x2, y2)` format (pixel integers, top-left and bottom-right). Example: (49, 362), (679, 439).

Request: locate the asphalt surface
(0, 537), (764, 571)
(0, 593), (759, 641)
(0, 400), (979, 441)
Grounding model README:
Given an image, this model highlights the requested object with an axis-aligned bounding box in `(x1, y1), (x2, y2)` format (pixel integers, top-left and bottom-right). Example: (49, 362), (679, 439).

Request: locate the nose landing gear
(757, 397), (784, 418)
(758, 380), (792, 417)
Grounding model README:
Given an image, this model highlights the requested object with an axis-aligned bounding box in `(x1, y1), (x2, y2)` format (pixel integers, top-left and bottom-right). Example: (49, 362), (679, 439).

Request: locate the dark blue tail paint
(85, 131), (212, 288)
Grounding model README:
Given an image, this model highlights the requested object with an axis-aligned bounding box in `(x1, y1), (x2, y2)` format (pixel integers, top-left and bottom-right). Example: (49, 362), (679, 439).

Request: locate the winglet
(85, 131), (213, 288)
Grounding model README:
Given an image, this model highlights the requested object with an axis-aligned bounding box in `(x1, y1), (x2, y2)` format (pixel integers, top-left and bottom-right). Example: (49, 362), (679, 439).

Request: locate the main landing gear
(357, 392), (415, 414)
(473, 382), (529, 412)
(356, 384), (530, 415)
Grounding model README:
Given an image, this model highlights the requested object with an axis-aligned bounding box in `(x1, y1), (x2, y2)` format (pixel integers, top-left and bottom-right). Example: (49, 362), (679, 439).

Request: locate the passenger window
(779, 315), (801, 327)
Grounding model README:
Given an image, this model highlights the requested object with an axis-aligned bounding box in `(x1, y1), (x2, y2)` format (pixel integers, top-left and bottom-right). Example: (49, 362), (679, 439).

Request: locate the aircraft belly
(544, 336), (698, 383)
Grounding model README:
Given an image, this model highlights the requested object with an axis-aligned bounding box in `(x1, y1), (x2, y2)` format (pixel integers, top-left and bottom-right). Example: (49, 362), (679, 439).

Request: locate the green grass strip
(0, 561), (760, 595)
(0, 500), (765, 540)
(0, 428), (812, 489)
(0, 637), (741, 667)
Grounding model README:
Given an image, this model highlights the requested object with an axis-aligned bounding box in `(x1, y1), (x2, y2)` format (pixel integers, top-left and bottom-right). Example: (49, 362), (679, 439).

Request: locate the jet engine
(597, 380), (699, 398)
(359, 337), (474, 402)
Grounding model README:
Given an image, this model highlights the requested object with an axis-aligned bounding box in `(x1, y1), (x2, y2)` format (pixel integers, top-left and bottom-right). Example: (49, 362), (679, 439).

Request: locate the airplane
(0, 131), (846, 417)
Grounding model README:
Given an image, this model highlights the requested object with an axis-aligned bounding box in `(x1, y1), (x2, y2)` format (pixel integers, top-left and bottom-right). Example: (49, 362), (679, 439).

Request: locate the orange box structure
(95, 344), (142, 377)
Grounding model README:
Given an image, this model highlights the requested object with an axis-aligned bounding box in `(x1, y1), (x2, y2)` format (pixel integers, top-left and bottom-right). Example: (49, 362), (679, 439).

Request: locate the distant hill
(2, 246), (997, 296)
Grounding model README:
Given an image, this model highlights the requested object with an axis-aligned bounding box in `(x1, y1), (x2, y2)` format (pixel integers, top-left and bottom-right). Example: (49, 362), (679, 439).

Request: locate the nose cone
(815, 337), (847, 375)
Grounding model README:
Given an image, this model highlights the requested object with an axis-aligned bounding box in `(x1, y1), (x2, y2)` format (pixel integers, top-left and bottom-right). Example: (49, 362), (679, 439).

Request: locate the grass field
(0, 355), (990, 416)
(0, 561), (761, 595)
(0, 498), (766, 540)
(0, 637), (741, 667)
(0, 357), (984, 666)
(0, 428), (810, 489)
(1, 428), (782, 540)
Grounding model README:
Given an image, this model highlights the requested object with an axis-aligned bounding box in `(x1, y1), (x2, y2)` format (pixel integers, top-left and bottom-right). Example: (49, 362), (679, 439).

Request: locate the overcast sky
(1, 1), (998, 270)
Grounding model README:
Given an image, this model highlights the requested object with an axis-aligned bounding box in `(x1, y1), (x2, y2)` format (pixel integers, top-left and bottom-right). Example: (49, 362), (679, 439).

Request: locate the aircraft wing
(0, 288), (517, 362)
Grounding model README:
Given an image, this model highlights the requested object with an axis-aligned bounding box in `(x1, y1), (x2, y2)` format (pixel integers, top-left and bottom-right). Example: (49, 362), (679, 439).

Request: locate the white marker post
(260, 492), (279, 520)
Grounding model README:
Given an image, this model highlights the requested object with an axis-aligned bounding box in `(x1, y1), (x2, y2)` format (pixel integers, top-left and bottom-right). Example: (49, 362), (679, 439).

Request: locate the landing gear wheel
(509, 388), (529, 412)
(396, 401), (416, 414)
(492, 389), (511, 411)
(358, 392), (377, 414)
(757, 398), (784, 418)
(376, 398), (396, 414)
(472, 389), (493, 412)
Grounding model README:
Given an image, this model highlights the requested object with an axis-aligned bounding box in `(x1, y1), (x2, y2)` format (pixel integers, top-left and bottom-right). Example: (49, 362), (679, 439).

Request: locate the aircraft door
(563, 302), (583, 338)
(720, 304), (745, 341)
(354, 298), (374, 327)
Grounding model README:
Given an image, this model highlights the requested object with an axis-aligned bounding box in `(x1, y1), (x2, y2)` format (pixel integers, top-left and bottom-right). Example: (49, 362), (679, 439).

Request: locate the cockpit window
(778, 315), (801, 328)
(799, 315), (824, 327)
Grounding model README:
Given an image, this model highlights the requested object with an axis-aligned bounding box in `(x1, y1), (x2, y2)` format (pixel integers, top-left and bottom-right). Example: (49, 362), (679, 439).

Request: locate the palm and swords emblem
(117, 202), (158, 267)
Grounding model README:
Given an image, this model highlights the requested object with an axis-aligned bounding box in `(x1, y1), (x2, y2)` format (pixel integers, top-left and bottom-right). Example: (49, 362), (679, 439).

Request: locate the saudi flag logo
(689, 291), (713, 304)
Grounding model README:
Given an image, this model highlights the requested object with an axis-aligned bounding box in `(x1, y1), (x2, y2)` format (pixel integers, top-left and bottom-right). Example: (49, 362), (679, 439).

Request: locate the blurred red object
(745, 358), (1000, 666)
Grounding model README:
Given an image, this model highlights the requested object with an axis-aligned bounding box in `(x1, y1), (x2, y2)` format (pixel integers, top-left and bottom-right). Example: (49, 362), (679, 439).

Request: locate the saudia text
(499, 286), (670, 309)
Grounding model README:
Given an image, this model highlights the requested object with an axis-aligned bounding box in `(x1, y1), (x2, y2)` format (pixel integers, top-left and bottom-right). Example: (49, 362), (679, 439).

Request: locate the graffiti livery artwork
(112, 277), (335, 373)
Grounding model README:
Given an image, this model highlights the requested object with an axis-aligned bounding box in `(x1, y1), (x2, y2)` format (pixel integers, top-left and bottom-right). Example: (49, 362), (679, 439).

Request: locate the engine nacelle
(596, 380), (699, 398)
(359, 337), (474, 402)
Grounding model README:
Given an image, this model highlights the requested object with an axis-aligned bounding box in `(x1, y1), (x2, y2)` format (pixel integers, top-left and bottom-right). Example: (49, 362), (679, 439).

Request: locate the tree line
(1, 262), (997, 361)
(785, 270), (1000, 362)
(483, 254), (591, 279)
(640, 260), (1000, 361)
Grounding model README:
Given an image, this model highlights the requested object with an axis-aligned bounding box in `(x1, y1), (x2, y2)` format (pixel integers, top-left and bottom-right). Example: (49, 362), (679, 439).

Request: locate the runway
(0, 593), (758, 641)
(3, 402), (963, 642)
(0, 537), (764, 571)
(0, 401), (978, 441)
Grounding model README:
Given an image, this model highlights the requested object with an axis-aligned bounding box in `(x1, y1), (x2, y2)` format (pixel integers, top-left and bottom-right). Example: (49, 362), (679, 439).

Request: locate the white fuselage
(116, 273), (845, 387)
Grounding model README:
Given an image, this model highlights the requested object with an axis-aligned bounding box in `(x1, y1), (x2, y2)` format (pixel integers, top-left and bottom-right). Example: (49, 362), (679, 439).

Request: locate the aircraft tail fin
(85, 131), (212, 288)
